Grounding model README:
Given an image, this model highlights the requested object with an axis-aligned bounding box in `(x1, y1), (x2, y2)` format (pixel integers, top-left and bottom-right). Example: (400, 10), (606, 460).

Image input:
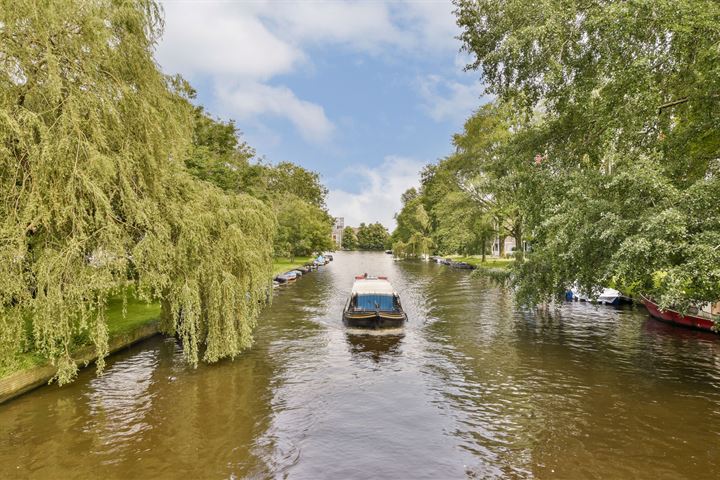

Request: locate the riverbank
(0, 256), (319, 404)
(0, 297), (160, 404)
(446, 255), (514, 269)
(272, 256), (314, 275)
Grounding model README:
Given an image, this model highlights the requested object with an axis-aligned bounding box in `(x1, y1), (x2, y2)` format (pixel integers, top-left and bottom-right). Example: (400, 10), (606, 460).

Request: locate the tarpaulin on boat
(355, 294), (395, 311)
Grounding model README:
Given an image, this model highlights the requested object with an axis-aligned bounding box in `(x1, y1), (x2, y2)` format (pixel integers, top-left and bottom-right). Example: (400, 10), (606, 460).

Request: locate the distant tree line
(341, 223), (389, 251)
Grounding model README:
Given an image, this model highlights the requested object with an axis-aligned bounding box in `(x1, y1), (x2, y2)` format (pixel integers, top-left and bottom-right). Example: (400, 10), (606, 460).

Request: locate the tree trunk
(514, 221), (523, 261)
(481, 233), (486, 262)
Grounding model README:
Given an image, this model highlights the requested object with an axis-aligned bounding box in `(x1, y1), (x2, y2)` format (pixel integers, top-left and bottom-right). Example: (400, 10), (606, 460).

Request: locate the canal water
(1, 252), (719, 479)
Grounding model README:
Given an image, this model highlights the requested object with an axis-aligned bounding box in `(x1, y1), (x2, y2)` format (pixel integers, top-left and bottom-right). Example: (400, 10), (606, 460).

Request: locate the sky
(155, 0), (490, 229)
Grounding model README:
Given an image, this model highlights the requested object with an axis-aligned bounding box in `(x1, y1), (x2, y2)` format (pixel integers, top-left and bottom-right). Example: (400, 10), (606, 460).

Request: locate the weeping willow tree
(391, 188), (433, 258)
(0, 0), (275, 383)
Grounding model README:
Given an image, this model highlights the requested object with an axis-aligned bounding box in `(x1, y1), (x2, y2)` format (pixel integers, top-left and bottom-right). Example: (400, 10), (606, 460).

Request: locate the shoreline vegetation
(388, 0), (719, 320)
(1, 2), (335, 387)
(0, 256), (317, 403)
(446, 256), (514, 269)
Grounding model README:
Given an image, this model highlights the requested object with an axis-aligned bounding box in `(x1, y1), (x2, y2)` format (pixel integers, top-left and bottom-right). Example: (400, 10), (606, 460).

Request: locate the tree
(391, 188), (434, 258)
(184, 105), (266, 197)
(341, 226), (358, 250)
(0, 0), (275, 382)
(455, 0), (720, 309)
(450, 103), (526, 259)
(356, 222), (390, 250)
(265, 162), (328, 210)
(274, 195), (333, 260)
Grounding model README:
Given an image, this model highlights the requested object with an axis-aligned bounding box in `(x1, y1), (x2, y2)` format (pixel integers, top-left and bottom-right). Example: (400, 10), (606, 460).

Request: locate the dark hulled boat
(343, 275), (407, 329)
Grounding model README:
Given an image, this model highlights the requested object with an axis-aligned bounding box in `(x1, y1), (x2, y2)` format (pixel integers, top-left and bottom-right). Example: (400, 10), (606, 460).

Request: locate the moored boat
(281, 272), (297, 283)
(450, 261), (475, 270)
(569, 286), (628, 305)
(641, 295), (719, 332)
(343, 275), (407, 329)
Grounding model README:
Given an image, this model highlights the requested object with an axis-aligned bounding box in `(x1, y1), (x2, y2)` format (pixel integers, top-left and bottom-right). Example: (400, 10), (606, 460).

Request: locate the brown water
(1, 251), (719, 479)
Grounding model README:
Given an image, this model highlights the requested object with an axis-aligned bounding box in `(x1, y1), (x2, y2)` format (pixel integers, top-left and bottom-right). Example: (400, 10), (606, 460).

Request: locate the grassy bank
(1, 256), (316, 381)
(272, 256), (314, 276)
(447, 255), (514, 269)
(0, 294), (162, 379)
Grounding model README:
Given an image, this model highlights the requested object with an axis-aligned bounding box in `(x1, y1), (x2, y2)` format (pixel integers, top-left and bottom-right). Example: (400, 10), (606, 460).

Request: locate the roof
(351, 278), (397, 296)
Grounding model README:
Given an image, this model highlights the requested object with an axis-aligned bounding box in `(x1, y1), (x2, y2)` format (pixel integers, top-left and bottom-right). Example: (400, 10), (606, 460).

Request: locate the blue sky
(156, 0), (489, 228)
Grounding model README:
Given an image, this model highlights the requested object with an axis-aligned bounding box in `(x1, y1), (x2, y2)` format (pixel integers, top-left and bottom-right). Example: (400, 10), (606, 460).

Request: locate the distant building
(332, 217), (344, 247)
(491, 236), (529, 256)
(491, 237), (516, 257)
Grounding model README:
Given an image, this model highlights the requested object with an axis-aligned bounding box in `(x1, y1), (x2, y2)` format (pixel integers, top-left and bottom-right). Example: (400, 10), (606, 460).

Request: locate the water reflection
(345, 330), (404, 363)
(83, 348), (159, 464)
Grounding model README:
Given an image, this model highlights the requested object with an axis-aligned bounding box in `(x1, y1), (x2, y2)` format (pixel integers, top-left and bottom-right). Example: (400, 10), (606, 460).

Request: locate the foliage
(455, 0), (720, 308)
(356, 222), (390, 250)
(341, 226), (358, 250)
(185, 105), (265, 197)
(273, 195), (333, 260)
(185, 115), (332, 261)
(391, 188), (434, 257)
(471, 266), (513, 288)
(265, 162), (328, 210)
(0, 0), (275, 382)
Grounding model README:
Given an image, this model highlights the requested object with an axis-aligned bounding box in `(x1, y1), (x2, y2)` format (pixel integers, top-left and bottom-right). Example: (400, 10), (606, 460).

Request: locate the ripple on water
(1, 252), (719, 479)
(82, 348), (160, 463)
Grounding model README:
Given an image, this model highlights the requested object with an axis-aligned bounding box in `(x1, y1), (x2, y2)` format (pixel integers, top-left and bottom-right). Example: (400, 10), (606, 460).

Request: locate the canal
(1, 252), (719, 479)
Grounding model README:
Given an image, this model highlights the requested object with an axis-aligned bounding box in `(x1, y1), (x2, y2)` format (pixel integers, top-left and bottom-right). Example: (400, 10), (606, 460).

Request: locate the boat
(450, 261), (475, 270)
(280, 272), (297, 283)
(641, 295), (719, 333)
(569, 286), (626, 305)
(385, 250), (393, 254)
(343, 275), (407, 329)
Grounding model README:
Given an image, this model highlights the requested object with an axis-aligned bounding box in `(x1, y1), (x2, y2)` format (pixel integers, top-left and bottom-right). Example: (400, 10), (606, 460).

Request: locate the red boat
(641, 295), (718, 333)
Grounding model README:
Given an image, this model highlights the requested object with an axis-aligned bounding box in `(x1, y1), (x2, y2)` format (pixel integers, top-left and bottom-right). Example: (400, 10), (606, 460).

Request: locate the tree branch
(657, 97), (689, 113)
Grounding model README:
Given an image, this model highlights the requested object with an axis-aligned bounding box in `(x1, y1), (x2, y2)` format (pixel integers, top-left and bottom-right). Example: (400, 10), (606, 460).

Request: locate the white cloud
(262, 2), (410, 53)
(416, 75), (490, 122)
(395, 1), (460, 53)
(155, 1), (470, 144)
(217, 82), (334, 143)
(327, 155), (426, 230)
(157, 2), (302, 80)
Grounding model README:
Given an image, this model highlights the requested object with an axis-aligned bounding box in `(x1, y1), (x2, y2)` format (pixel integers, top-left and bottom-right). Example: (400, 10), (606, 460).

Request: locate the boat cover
(351, 279), (396, 295)
(355, 294), (395, 311)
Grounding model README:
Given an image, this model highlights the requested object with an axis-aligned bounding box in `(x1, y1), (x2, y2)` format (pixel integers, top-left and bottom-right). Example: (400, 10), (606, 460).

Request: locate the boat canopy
(355, 295), (395, 311)
(351, 279), (397, 296)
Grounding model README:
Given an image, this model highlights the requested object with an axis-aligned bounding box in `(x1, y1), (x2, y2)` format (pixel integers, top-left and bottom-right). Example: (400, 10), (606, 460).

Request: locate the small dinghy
(343, 274), (407, 329)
